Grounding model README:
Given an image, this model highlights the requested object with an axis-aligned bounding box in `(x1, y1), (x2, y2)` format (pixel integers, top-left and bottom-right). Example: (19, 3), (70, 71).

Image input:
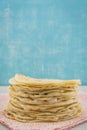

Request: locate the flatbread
(4, 74), (82, 122)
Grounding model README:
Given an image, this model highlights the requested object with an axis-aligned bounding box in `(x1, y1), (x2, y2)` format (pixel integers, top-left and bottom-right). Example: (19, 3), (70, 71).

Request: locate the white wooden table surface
(0, 86), (87, 130)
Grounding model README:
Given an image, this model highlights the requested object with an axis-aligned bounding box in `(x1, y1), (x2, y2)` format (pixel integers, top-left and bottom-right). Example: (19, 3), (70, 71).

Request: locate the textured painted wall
(0, 0), (87, 85)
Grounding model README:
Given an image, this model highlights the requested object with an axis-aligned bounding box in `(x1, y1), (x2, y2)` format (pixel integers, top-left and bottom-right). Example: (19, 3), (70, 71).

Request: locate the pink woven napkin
(0, 91), (87, 130)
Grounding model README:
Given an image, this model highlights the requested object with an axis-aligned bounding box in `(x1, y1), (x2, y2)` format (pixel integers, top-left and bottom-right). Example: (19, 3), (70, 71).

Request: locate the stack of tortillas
(4, 74), (82, 122)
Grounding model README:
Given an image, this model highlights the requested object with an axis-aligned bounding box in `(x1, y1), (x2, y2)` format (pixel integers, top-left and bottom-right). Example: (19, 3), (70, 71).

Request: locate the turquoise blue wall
(0, 0), (87, 85)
